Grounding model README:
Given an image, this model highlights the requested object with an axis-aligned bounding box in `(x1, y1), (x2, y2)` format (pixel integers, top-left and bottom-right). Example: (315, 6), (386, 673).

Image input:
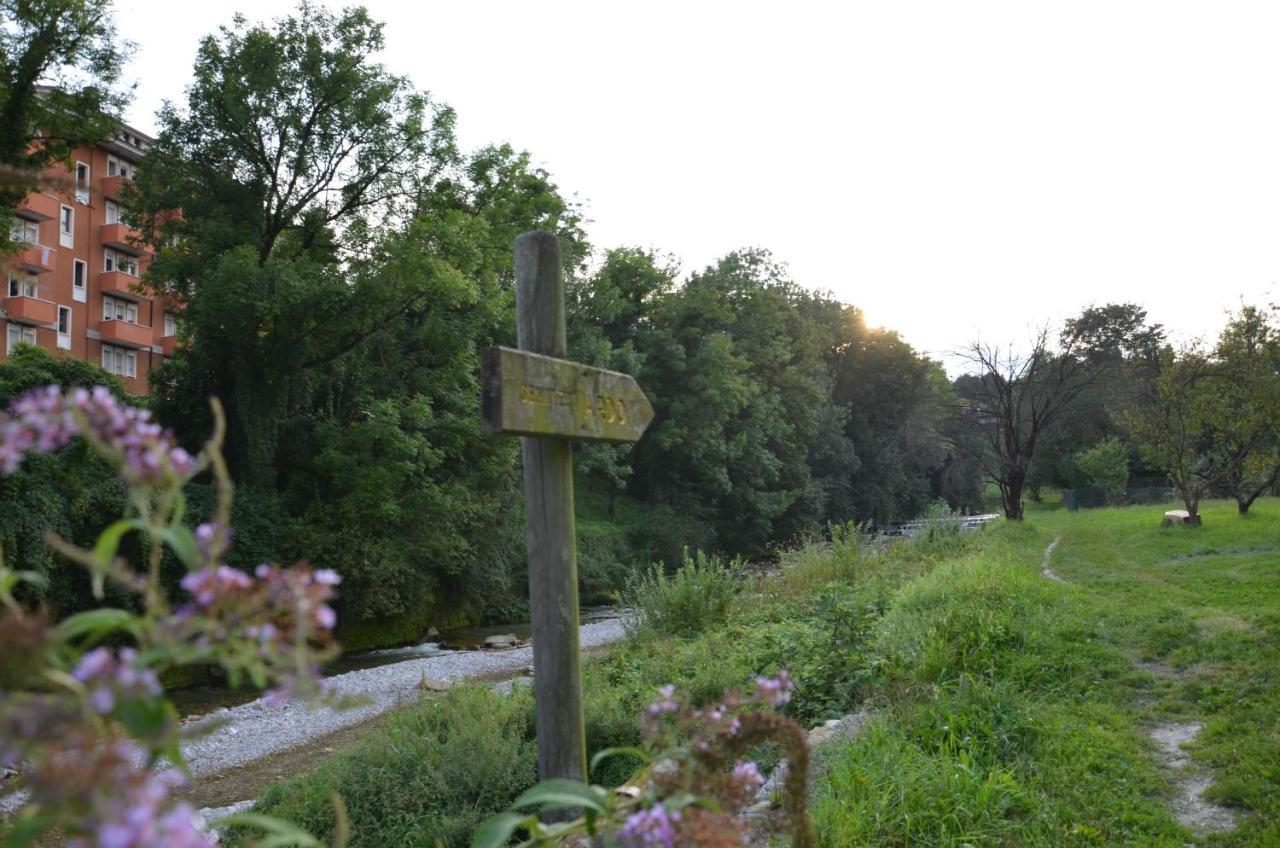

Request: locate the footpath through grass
(241, 500), (1279, 847)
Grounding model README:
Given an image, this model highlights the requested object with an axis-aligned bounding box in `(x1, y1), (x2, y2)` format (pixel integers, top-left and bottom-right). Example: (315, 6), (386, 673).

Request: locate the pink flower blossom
(616, 804), (681, 848)
(753, 669), (794, 707)
(0, 386), (195, 484)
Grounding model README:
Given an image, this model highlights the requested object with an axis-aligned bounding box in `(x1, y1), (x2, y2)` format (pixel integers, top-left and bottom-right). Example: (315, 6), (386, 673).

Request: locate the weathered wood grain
(482, 346), (654, 444)
(514, 231), (589, 784)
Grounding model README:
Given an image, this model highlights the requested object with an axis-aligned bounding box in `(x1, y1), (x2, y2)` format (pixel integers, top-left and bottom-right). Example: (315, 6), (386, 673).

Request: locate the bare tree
(955, 328), (1102, 520)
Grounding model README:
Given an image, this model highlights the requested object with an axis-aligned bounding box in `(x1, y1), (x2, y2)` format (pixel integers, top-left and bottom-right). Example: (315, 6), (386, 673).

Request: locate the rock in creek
(483, 633), (520, 649)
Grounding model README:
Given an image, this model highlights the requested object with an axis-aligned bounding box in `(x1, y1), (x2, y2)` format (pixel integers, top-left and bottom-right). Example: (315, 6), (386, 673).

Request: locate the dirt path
(1037, 533), (1235, 838)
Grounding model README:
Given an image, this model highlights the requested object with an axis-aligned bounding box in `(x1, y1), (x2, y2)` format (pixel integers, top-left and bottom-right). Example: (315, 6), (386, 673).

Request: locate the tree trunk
(1003, 472), (1026, 521)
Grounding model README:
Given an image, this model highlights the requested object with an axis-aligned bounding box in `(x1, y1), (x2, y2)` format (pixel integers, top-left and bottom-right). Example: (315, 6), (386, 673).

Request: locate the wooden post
(515, 231), (588, 783)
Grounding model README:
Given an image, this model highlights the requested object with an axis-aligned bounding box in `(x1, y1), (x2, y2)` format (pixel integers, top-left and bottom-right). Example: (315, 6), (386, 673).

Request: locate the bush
(1073, 439), (1130, 503)
(242, 686), (538, 848)
(621, 549), (740, 638)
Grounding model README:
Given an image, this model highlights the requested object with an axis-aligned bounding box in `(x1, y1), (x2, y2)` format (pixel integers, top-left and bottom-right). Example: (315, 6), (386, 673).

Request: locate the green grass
(244, 499), (1280, 847)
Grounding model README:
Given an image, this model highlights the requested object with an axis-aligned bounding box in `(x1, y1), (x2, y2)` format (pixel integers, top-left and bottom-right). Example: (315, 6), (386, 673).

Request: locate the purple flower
(647, 684), (679, 718)
(71, 648), (162, 714)
(180, 565), (252, 607)
(616, 804), (681, 848)
(0, 386), (195, 485)
(315, 604), (337, 630)
(732, 760), (765, 794)
(313, 569), (341, 586)
(754, 669), (794, 707)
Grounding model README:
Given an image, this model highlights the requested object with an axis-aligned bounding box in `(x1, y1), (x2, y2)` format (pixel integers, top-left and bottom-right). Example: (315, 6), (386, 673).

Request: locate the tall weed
(621, 549), (740, 638)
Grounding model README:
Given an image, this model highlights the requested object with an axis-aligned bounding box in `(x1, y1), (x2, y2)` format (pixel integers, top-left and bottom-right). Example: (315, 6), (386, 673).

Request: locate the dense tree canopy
(0, 0), (131, 242)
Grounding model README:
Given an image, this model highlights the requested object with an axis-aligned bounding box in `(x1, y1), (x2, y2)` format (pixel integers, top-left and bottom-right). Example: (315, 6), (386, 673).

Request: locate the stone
(1163, 510), (1202, 527)
(418, 676), (452, 692)
(483, 633), (520, 649)
(426, 626), (441, 638)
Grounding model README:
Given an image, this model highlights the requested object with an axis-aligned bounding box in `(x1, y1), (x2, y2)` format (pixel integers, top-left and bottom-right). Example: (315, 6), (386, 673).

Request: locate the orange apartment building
(3, 123), (176, 395)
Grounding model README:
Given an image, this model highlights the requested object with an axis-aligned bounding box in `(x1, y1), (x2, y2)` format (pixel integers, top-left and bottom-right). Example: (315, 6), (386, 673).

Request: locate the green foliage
(1072, 438), (1130, 500)
(0, 347), (126, 613)
(240, 686), (537, 848)
(0, 0), (131, 243)
(621, 550), (740, 638)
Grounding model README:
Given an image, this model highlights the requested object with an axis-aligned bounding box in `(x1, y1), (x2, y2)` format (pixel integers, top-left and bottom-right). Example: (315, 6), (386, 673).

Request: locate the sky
(112, 0), (1279, 370)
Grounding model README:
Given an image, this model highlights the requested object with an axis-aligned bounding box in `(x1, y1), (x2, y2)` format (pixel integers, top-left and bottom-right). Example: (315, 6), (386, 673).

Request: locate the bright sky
(113, 0), (1278, 369)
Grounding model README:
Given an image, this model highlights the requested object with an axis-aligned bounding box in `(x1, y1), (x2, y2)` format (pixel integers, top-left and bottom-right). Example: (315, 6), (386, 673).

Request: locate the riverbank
(241, 500), (1280, 847)
(180, 618), (625, 778)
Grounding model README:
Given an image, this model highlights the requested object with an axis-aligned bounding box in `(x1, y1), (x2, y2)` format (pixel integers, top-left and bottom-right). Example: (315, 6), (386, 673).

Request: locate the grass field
(242, 499), (1279, 847)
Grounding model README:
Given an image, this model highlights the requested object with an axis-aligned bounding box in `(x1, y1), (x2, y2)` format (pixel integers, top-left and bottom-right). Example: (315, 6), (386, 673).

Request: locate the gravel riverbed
(181, 618), (626, 778)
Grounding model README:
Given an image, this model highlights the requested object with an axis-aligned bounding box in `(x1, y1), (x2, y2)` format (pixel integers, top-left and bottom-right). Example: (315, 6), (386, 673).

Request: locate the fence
(1062, 486), (1176, 512)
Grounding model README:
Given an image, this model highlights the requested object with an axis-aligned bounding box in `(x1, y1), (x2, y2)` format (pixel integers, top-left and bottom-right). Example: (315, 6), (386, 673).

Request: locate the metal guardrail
(876, 513), (1001, 538)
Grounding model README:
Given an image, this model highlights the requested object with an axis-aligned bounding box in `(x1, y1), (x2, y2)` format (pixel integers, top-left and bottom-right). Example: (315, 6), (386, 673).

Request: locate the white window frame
(103, 248), (138, 277)
(72, 259), (87, 303)
(105, 200), (120, 224)
(8, 272), (36, 298)
(56, 305), (71, 349)
(163, 312), (177, 337)
(10, 219), (39, 244)
(75, 161), (90, 204)
(59, 205), (73, 248)
(107, 155), (135, 180)
(7, 324), (37, 354)
(101, 344), (137, 378)
(102, 295), (139, 324)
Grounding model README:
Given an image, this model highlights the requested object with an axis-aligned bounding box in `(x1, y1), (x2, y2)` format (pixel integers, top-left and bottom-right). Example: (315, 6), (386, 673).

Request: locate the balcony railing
(99, 318), (153, 349)
(3, 295), (57, 327)
(100, 222), (145, 254)
(98, 271), (143, 297)
(160, 336), (177, 357)
(14, 243), (54, 274)
(16, 193), (59, 222)
(101, 175), (132, 201)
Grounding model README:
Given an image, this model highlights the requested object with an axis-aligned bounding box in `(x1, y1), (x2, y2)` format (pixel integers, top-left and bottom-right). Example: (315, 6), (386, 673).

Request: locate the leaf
(89, 518), (145, 599)
(218, 813), (325, 847)
(470, 812), (529, 848)
(510, 779), (609, 814)
(53, 608), (142, 642)
(1, 808), (55, 848)
(590, 746), (648, 775)
(158, 525), (201, 569)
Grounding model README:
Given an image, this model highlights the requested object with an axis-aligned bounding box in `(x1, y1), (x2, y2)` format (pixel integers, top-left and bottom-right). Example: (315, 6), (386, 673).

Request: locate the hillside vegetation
(242, 499), (1279, 847)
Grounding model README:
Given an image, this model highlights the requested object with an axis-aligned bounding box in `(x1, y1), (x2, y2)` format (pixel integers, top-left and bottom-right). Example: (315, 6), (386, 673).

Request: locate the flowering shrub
(473, 671), (812, 848)
(0, 386), (343, 847)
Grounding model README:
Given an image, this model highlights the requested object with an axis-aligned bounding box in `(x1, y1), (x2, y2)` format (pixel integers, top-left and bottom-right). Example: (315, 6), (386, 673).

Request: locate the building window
(6, 324), (37, 354)
(102, 295), (139, 324)
(101, 344), (136, 378)
(9, 219), (39, 244)
(103, 248), (138, 277)
(75, 162), (90, 204)
(163, 312), (177, 337)
(59, 205), (73, 248)
(105, 200), (120, 224)
(8, 273), (37, 298)
(107, 155), (136, 180)
(56, 305), (71, 349)
(72, 259), (87, 303)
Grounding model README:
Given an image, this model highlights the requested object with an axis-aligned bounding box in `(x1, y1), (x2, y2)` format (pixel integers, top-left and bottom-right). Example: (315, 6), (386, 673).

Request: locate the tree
(133, 3), (448, 485)
(1210, 304), (1280, 514)
(1072, 439), (1129, 503)
(956, 328), (1102, 520)
(0, 0), (131, 241)
(1121, 347), (1225, 518)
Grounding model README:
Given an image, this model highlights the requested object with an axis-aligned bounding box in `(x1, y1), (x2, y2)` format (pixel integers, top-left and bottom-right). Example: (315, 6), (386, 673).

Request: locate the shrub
(244, 686), (538, 848)
(621, 549), (740, 638)
(1073, 440), (1130, 503)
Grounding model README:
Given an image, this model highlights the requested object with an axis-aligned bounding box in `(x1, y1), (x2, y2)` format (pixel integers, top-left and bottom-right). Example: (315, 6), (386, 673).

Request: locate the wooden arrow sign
(481, 345), (654, 444)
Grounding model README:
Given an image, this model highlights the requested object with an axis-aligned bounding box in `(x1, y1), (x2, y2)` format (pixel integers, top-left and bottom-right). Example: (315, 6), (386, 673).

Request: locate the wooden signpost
(482, 231), (654, 783)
